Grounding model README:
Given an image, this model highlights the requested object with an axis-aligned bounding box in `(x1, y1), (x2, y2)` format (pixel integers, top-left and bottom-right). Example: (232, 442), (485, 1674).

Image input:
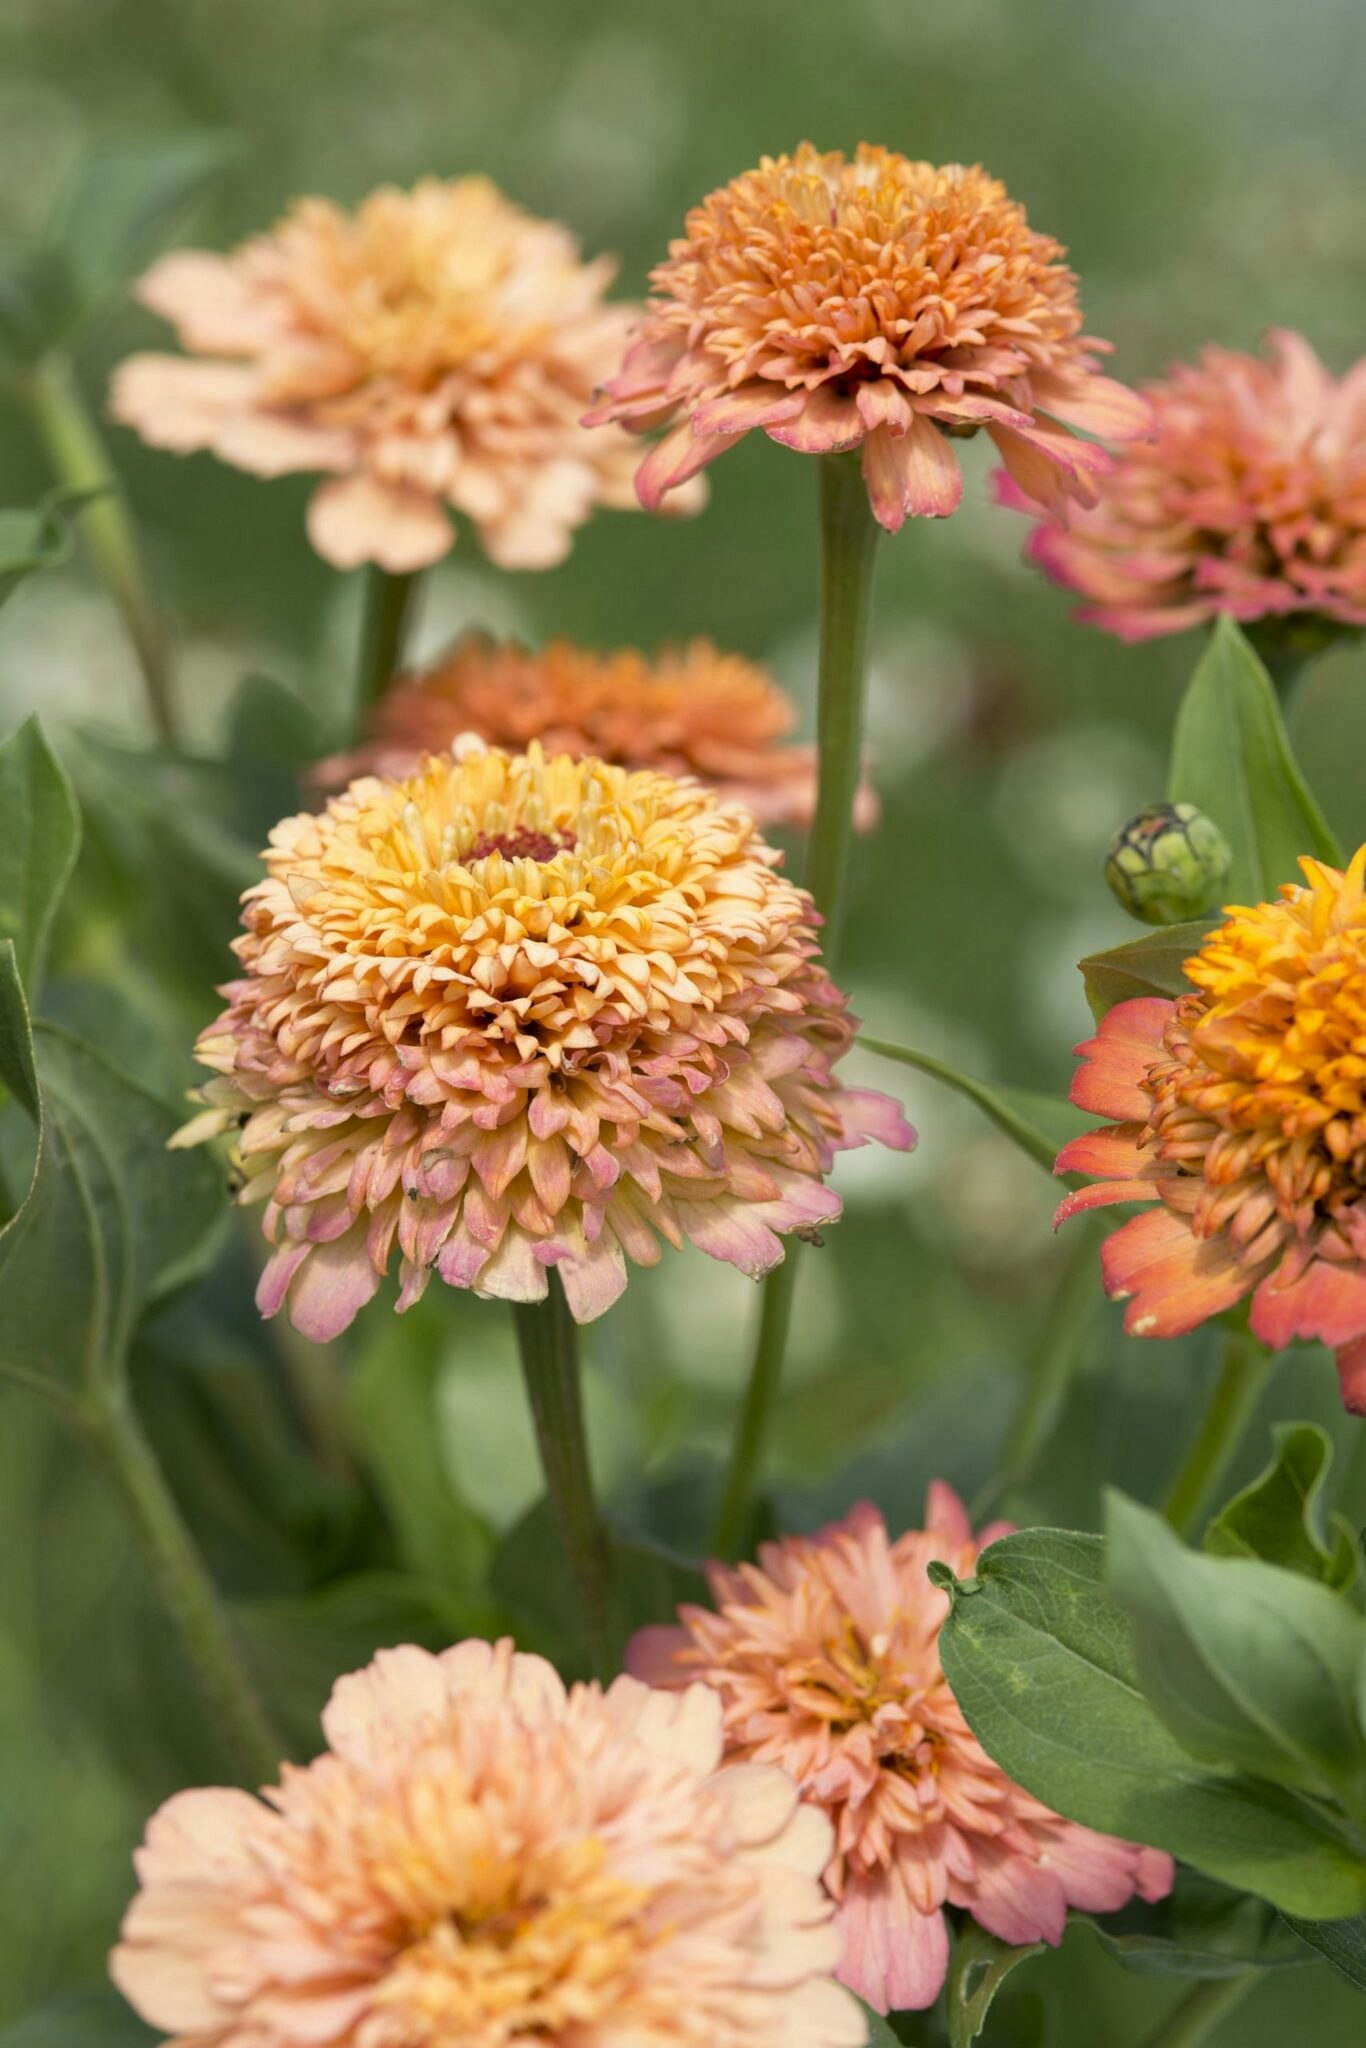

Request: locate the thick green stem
(356, 566), (421, 722)
(1162, 1326), (1275, 1538)
(81, 1388), (282, 1782)
(1139, 1971), (1256, 2048)
(806, 451), (882, 962)
(24, 356), (177, 743)
(710, 1253), (800, 1558)
(512, 1280), (616, 1678)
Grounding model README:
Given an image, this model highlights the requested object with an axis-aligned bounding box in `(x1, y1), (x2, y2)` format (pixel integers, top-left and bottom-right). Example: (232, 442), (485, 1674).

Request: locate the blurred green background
(2, 0), (1365, 2039)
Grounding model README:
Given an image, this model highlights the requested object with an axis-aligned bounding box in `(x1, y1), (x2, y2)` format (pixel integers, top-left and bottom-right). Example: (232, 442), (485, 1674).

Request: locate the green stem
(991, 1220), (1103, 1503)
(356, 566), (421, 723)
(81, 1388), (282, 1782)
(23, 356), (177, 744)
(1162, 1325), (1275, 1538)
(710, 1253), (800, 1558)
(1140, 1972), (1256, 2048)
(512, 1279), (616, 1679)
(806, 450), (882, 962)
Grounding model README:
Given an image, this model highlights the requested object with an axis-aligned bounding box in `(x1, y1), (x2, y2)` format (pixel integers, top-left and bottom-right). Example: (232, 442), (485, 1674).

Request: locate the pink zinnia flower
(174, 738), (912, 1337)
(1003, 329), (1366, 641)
(628, 1489), (1172, 2014)
(1056, 847), (1366, 1413)
(110, 176), (664, 572)
(111, 1638), (867, 2048)
(587, 145), (1151, 533)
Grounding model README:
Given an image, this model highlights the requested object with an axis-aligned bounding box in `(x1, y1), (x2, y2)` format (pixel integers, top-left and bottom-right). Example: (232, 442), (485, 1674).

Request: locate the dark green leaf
(1087, 1867), (1309, 1978)
(0, 1992), (157, 2046)
(861, 1036), (1089, 1177)
(1282, 1911), (1366, 1991)
(1079, 922), (1210, 1021)
(947, 1921), (1045, 2047)
(0, 487), (103, 610)
(1206, 1423), (1360, 1591)
(51, 131), (238, 337)
(853, 1999), (902, 2048)
(1168, 616), (1341, 901)
(0, 717), (80, 994)
(932, 1530), (1366, 1919)
(1106, 1490), (1366, 1803)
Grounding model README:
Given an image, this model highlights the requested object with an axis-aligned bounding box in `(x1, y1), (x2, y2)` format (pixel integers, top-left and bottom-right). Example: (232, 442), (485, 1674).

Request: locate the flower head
(110, 176), (663, 572)
(1057, 846), (1366, 1411)
(587, 144), (1150, 533)
(628, 1489), (1171, 2014)
(176, 739), (912, 1337)
(112, 1637), (866, 2048)
(1004, 330), (1366, 642)
(318, 631), (875, 831)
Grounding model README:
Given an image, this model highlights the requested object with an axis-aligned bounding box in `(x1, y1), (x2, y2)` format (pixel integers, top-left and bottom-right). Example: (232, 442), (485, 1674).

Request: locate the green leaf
(1106, 1490), (1366, 1804)
(0, 717), (80, 994)
(852, 1999), (902, 2048)
(1079, 922), (1210, 1021)
(1086, 1866), (1309, 1978)
(0, 1992), (156, 2046)
(947, 1921), (1045, 2047)
(860, 1036), (1089, 1177)
(0, 944), (223, 1399)
(0, 486), (103, 610)
(1282, 1911), (1366, 1991)
(1168, 616), (1341, 901)
(932, 1529), (1366, 1920)
(1206, 1423), (1360, 1591)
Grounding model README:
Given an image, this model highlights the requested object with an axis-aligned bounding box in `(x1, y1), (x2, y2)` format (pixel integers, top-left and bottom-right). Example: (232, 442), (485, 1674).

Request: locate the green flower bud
(1105, 803), (1232, 926)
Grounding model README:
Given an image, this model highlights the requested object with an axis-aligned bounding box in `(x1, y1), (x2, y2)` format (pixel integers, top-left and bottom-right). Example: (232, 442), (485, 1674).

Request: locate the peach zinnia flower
(111, 1637), (866, 2048)
(1003, 330), (1366, 641)
(175, 737), (912, 1337)
(587, 144), (1150, 532)
(629, 1489), (1171, 2014)
(318, 631), (875, 830)
(1056, 847), (1366, 1412)
(111, 176), (654, 572)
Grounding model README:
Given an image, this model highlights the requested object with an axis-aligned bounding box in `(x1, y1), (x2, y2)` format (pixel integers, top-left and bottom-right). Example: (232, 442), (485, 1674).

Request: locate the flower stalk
(710, 1252), (800, 1558)
(512, 1280), (617, 1679)
(356, 565), (421, 721)
(24, 354), (177, 745)
(1162, 1324), (1275, 1537)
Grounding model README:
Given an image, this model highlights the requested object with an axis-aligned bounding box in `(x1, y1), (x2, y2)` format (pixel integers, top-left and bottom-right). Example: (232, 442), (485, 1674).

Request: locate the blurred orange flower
(587, 144), (1150, 532)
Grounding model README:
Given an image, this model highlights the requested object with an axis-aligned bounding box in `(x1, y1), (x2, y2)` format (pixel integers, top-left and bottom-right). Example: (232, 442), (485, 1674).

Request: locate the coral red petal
(1069, 998), (1174, 1120)
(1102, 1208), (1249, 1337)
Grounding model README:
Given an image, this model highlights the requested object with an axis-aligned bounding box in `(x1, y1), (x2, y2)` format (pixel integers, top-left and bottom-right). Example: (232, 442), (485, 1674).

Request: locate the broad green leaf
(1206, 1423), (1360, 1591)
(0, 487), (102, 610)
(0, 1992), (156, 2046)
(932, 1529), (1366, 1919)
(1079, 922), (1210, 1021)
(1283, 1911), (1366, 1991)
(852, 2000), (902, 2048)
(1106, 1490), (1366, 1804)
(1086, 1867), (1308, 1978)
(0, 945), (223, 1398)
(1168, 616), (1341, 901)
(0, 717), (80, 993)
(946, 1922), (1044, 2047)
(860, 1036), (1088, 1178)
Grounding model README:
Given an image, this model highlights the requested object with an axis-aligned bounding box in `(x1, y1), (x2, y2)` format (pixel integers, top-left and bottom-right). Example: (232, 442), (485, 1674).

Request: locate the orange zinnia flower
(111, 177), (657, 572)
(112, 1638), (866, 2048)
(1003, 330), (1366, 642)
(1057, 847), (1366, 1411)
(175, 739), (912, 1338)
(318, 632), (876, 830)
(587, 144), (1150, 531)
(630, 1490), (1171, 2014)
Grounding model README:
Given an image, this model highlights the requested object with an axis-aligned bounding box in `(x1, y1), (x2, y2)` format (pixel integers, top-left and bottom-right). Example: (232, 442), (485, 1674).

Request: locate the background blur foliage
(1, 0), (1365, 2041)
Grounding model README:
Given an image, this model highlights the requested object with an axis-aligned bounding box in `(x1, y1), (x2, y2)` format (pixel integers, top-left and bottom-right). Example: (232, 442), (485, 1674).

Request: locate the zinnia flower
(110, 176), (660, 572)
(586, 144), (1151, 532)
(628, 1489), (1171, 2014)
(316, 631), (875, 830)
(1003, 330), (1366, 641)
(175, 737), (912, 1338)
(1056, 847), (1366, 1412)
(111, 1636), (867, 2048)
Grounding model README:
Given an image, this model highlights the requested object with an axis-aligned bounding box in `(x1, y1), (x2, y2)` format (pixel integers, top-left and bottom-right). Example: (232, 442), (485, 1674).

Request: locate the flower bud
(1104, 803), (1232, 925)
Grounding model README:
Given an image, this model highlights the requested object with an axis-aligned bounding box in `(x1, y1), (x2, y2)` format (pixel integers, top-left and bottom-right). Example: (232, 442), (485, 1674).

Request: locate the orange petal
(1102, 1207), (1249, 1337)
(1070, 998), (1172, 1120)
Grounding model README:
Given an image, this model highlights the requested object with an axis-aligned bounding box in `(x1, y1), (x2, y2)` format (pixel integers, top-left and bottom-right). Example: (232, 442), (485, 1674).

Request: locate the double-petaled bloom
(587, 144), (1151, 532)
(318, 631), (876, 831)
(175, 738), (912, 1338)
(111, 176), (660, 572)
(628, 1489), (1172, 2015)
(1057, 847), (1366, 1412)
(111, 1638), (867, 2048)
(1004, 330), (1366, 642)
